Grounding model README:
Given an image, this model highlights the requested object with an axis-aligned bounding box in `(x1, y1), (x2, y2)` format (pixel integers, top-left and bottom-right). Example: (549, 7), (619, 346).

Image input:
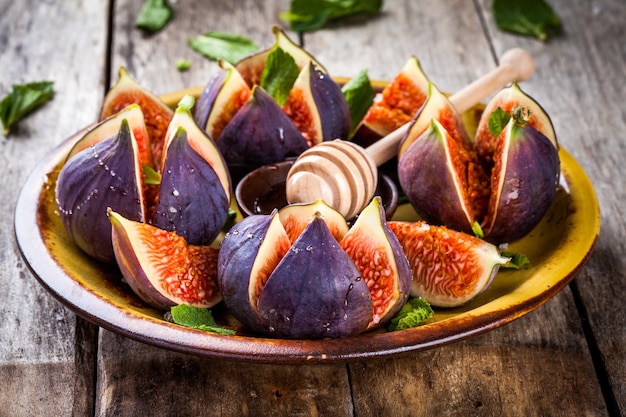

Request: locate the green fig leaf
(487, 107), (512, 138)
(492, 0), (561, 41)
(188, 32), (259, 65)
(0, 81), (54, 136)
(260, 47), (300, 106)
(135, 0), (173, 34)
(280, 0), (383, 33)
(341, 69), (376, 137)
(388, 297), (434, 331)
(170, 304), (235, 335)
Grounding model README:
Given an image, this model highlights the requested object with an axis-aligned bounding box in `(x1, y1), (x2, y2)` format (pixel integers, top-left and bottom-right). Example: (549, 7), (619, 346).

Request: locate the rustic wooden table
(2, 0), (624, 416)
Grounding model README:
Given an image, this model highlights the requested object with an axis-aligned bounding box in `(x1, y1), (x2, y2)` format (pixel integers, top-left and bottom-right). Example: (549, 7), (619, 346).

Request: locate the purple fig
(56, 118), (146, 263)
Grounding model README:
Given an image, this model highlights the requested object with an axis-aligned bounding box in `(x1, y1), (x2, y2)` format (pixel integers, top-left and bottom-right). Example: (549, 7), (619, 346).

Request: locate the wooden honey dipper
(285, 48), (535, 219)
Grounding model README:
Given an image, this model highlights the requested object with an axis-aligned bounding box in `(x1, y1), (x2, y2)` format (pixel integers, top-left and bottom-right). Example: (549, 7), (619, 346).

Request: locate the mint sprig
(280, 0), (383, 33)
(170, 304), (235, 335)
(487, 107), (512, 138)
(260, 47), (300, 106)
(500, 251), (531, 269)
(135, 0), (173, 34)
(492, 0), (561, 41)
(388, 297), (434, 331)
(341, 69), (376, 137)
(188, 32), (259, 65)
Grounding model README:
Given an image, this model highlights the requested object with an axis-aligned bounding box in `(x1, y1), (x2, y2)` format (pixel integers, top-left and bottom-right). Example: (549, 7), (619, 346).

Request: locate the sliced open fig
(100, 67), (174, 167)
(283, 62), (351, 146)
(360, 56), (430, 140)
(278, 199), (349, 243)
(56, 118), (146, 264)
(340, 197), (411, 328)
(152, 96), (231, 246)
(194, 60), (251, 141)
(109, 210), (221, 310)
(388, 221), (510, 307)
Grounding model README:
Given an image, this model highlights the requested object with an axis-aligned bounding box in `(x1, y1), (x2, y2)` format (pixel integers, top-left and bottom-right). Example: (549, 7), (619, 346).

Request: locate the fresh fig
(235, 26), (326, 87)
(56, 118), (146, 263)
(388, 221), (510, 307)
(218, 198), (411, 338)
(216, 86), (308, 168)
(359, 56), (430, 141)
(109, 209), (221, 310)
(283, 61), (351, 147)
(479, 106), (560, 242)
(194, 60), (251, 141)
(397, 82), (559, 244)
(100, 66), (174, 168)
(340, 197), (411, 327)
(152, 96), (232, 246)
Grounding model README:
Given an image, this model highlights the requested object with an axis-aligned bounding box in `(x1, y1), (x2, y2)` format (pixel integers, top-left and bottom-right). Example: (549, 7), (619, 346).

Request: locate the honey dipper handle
(365, 48), (534, 167)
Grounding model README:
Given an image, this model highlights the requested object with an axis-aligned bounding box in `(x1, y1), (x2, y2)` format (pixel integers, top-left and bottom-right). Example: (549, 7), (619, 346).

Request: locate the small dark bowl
(235, 160), (399, 220)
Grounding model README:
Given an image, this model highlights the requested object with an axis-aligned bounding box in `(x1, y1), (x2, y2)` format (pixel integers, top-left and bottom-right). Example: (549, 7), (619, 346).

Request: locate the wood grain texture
(0, 0), (105, 415)
(477, 0), (626, 413)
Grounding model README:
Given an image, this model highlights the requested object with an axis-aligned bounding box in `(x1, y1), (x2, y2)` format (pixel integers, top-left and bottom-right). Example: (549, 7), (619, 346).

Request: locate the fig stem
(365, 48), (534, 166)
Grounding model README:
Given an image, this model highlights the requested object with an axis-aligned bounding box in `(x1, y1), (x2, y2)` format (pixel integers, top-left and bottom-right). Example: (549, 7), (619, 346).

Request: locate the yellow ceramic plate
(14, 88), (600, 363)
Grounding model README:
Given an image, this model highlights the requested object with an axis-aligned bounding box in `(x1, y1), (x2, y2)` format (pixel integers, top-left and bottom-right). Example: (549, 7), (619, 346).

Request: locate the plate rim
(14, 113), (600, 365)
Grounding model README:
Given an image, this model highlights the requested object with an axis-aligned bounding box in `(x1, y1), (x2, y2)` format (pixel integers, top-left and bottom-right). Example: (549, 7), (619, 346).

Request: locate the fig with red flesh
(100, 67), (174, 168)
(388, 221), (510, 307)
(359, 56), (430, 140)
(56, 118), (146, 264)
(216, 86), (308, 168)
(397, 82), (559, 244)
(234, 26), (326, 88)
(109, 210), (221, 310)
(283, 61), (351, 147)
(218, 198), (411, 338)
(152, 96), (232, 246)
(194, 60), (251, 142)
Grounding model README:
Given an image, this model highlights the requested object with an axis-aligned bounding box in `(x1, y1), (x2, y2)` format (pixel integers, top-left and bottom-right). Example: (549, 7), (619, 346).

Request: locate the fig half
(56, 118), (146, 263)
(388, 221), (510, 307)
(109, 210), (221, 310)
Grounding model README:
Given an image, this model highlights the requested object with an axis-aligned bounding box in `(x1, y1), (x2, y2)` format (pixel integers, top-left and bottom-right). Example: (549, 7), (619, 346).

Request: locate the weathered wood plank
(477, 0), (626, 413)
(0, 0), (107, 415)
(305, 1), (607, 415)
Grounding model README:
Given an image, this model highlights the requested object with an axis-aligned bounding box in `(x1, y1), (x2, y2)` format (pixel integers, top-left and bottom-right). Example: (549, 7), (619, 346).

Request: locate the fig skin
(218, 212), (291, 334)
(481, 111), (560, 242)
(153, 127), (230, 246)
(216, 86), (308, 168)
(258, 216), (372, 339)
(56, 119), (145, 264)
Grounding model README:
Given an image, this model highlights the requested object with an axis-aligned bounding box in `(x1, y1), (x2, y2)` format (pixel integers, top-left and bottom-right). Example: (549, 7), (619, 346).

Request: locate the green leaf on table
(0, 81), (54, 136)
(135, 0), (174, 34)
(487, 107), (511, 137)
(341, 69), (376, 137)
(170, 304), (235, 335)
(260, 47), (300, 106)
(280, 0), (383, 33)
(388, 297), (434, 331)
(500, 251), (531, 269)
(175, 59), (191, 71)
(492, 0), (561, 41)
(188, 31), (259, 65)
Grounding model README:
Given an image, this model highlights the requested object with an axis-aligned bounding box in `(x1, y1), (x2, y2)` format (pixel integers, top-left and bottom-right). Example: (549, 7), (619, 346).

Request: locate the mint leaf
(142, 163), (161, 185)
(135, 0), (173, 34)
(260, 47), (300, 106)
(487, 107), (511, 138)
(188, 32), (259, 65)
(170, 304), (235, 335)
(0, 81), (54, 136)
(492, 0), (561, 41)
(500, 251), (531, 269)
(175, 59), (191, 71)
(341, 69), (375, 137)
(280, 0), (383, 33)
(388, 297), (434, 331)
